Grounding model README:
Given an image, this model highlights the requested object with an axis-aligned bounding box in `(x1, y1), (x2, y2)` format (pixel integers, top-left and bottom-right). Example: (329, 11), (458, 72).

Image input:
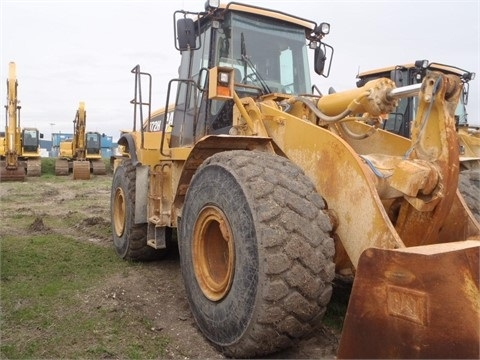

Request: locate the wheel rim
(113, 187), (126, 237)
(193, 206), (235, 301)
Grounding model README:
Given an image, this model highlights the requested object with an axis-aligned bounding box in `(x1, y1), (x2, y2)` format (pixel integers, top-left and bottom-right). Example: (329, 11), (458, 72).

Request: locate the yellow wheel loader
(0, 62), (42, 181)
(356, 60), (480, 221)
(55, 102), (106, 179)
(110, 2), (480, 358)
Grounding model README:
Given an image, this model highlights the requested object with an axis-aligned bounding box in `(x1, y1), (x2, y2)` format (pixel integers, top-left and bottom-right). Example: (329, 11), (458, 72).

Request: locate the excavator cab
(22, 128), (41, 153)
(86, 131), (101, 156)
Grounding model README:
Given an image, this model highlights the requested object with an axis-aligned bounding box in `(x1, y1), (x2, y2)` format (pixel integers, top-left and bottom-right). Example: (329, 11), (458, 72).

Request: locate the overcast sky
(1, 0), (479, 140)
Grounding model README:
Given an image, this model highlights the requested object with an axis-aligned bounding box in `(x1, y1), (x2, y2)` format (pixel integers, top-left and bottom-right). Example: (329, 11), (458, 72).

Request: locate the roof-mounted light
(414, 59), (429, 69)
(314, 22), (330, 36)
(463, 72), (475, 81)
(205, 0), (220, 11)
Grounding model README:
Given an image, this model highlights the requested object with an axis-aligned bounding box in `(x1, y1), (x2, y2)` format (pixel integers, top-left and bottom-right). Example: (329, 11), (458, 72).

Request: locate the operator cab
(22, 128), (41, 153)
(167, 1), (332, 147)
(86, 131), (101, 155)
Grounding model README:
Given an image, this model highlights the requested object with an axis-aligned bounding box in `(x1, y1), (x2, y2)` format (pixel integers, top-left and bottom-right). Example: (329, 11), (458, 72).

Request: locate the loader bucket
(72, 161), (91, 180)
(337, 240), (480, 359)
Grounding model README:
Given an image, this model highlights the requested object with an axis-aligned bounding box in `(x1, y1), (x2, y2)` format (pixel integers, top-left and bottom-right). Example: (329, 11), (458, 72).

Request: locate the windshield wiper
(240, 33), (271, 95)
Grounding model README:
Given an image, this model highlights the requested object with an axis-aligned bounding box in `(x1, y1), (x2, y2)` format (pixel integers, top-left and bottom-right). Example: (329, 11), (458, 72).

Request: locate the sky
(1, 0), (479, 141)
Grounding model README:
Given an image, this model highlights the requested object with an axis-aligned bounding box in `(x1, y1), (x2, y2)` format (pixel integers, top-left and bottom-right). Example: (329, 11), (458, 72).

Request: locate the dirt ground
(4, 169), (478, 359)
(1, 175), (340, 359)
(78, 241), (340, 359)
(79, 250), (340, 359)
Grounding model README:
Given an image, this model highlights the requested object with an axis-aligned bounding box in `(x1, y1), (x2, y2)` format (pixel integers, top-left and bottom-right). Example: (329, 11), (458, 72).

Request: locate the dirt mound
(42, 188), (60, 197)
(28, 216), (51, 232)
(81, 216), (109, 227)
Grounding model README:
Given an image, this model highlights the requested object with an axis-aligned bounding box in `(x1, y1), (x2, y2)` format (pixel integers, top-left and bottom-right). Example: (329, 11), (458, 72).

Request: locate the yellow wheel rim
(113, 187), (126, 237)
(192, 206), (235, 301)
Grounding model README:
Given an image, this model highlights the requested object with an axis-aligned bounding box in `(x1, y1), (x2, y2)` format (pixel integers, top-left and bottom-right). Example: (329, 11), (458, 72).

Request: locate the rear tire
(178, 150), (335, 357)
(111, 159), (166, 261)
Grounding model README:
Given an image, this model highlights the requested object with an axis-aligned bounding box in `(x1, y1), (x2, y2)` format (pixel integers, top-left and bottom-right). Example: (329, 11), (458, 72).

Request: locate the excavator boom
(71, 102), (90, 179)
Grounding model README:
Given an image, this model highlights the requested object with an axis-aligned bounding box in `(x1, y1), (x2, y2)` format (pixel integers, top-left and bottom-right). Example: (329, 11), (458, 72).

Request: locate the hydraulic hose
(287, 96), (352, 123)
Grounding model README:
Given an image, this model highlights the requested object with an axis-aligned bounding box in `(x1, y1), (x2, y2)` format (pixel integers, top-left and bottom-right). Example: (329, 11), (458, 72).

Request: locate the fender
(117, 132), (148, 224)
(118, 133), (139, 166)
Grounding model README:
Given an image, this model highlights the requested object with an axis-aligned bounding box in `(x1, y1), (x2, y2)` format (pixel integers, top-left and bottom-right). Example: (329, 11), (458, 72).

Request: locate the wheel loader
(110, 2), (480, 358)
(55, 101), (106, 179)
(356, 60), (478, 166)
(356, 60), (480, 221)
(0, 62), (43, 181)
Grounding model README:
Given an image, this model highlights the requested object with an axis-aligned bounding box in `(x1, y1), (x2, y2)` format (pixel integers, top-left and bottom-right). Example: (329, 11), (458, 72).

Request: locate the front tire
(178, 151), (335, 357)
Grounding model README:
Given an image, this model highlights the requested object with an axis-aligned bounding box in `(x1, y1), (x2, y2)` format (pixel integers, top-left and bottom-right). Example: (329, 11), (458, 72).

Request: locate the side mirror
(176, 18), (197, 51)
(463, 83), (469, 105)
(314, 47), (326, 76)
(314, 43), (333, 77)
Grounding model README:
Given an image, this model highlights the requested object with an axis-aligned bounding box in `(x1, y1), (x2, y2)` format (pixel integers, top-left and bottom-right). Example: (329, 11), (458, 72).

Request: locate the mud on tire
(178, 150), (335, 358)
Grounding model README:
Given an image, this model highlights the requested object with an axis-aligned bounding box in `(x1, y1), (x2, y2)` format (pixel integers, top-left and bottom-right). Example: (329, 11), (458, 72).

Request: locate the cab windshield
(216, 11), (312, 95)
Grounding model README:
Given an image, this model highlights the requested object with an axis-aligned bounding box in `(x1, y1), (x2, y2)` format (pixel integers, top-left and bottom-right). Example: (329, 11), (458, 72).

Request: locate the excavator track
(26, 158), (41, 177)
(91, 159), (107, 175)
(55, 159), (70, 176)
(73, 160), (91, 180)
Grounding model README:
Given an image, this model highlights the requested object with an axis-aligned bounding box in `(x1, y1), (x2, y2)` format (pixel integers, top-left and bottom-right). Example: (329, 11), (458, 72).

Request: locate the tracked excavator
(110, 2), (480, 358)
(0, 62), (42, 181)
(55, 102), (106, 179)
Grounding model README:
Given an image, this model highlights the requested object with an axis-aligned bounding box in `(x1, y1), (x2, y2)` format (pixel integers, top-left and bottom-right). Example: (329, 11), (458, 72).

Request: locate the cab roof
(358, 61), (472, 80)
(217, 2), (317, 31)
